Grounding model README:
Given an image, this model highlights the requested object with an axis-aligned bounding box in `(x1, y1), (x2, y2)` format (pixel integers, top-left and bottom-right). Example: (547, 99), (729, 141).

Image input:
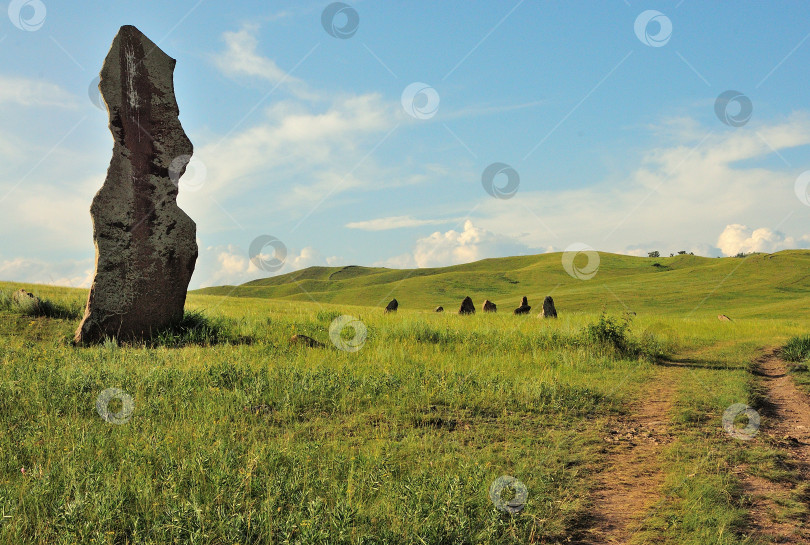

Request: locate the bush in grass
(584, 313), (634, 354)
(583, 312), (667, 360)
(782, 335), (810, 362)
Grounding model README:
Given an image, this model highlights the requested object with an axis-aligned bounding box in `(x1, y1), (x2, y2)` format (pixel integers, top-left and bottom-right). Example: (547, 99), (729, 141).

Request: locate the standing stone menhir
(75, 25), (198, 344)
(458, 296), (475, 315)
(514, 296), (531, 315)
(539, 296), (557, 318)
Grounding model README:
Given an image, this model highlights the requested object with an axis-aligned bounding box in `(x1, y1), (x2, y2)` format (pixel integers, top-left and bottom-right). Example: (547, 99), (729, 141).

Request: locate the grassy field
(1, 250), (809, 544)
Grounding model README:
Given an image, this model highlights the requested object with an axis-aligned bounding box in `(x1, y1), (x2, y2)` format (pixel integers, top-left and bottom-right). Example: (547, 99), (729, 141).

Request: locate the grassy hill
(195, 250), (810, 319)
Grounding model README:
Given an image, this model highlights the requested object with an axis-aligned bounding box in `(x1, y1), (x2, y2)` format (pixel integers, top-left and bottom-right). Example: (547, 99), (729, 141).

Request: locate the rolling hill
(194, 249), (810, 318)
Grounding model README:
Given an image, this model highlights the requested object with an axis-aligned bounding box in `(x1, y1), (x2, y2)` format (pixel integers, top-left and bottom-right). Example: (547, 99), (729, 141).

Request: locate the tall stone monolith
(75, 25), (197, 344)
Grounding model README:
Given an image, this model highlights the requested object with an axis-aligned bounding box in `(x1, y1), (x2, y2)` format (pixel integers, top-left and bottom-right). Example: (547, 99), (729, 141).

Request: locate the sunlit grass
(0, 281), (808, 543)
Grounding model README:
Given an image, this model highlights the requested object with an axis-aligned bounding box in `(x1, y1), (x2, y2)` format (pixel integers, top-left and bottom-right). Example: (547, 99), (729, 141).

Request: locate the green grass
(783, 335), (810, 395)
(782, 334), (810, 362)
(0, 287), (83, 320)
(1, 249), (809, 544)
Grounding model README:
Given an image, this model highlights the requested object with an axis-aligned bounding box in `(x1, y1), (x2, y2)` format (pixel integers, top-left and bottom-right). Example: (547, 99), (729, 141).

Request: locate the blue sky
(1, 0), (810, 288)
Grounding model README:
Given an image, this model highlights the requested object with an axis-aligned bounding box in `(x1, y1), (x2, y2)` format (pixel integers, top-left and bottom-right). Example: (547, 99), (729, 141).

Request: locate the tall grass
(782, 334), (810, 362)
(147, 309), (250, 348)
(0, 288), (83, 320)
(1, 282), (809, 544)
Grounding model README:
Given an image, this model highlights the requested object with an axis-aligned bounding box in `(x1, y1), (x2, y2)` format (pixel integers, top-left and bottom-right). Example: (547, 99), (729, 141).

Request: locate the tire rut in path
(740, 349), (810, 544)
(579, 365), (680, 544)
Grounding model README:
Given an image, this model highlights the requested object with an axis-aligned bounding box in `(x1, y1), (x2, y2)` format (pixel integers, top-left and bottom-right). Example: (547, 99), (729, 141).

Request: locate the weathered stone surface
(718, 314), (732, 322)
(385, 299), (398, 313)
(290, 334), (324, 348)
(539, 296), (557, 318)
(75, 25), (197, 344)
(458, 296), (475, 315)
(514, 296), (531, 315)
(434, 306), (444, 313)
(482, 299), (497, 312)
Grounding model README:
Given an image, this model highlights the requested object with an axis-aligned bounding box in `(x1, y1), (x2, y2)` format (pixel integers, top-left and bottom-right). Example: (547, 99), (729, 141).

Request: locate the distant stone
(12, 289), (42, 313)
(539, 296), (557, 318)
(514, 296), (531, 315)
(434, 306), (444, 313)
(290, 334), (324, 348)
(75, 26), (198, 345)
(385, 299), (398, 313)
(482, 299), (497, 312)
(458, 296), (475, 315)
(718, 314), (732, 322)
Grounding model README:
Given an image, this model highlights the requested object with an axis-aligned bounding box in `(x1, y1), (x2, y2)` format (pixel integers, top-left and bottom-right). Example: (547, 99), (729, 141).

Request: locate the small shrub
(583, 313), (665, 360)
(584, 313), (634, 355)
(782, 335), (810, 362)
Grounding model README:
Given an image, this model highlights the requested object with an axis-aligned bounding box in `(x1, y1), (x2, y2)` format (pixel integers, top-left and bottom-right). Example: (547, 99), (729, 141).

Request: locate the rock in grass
(539, 296), (557, 318)
(290, 334), (325, 348)
(458, 296), (475, 315)
(385, 299), (398, 313)
(514, 296), (531, 315)
(75, 26), (197, 345)
(718, 314), (732, 321)
(482, 300), (497, 312)
(12, 289), (43, 314)
(434, 306), (444, 313)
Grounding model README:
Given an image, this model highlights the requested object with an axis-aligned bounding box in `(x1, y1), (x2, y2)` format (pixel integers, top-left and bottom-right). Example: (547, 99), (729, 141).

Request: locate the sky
(1, 0), (809, 289)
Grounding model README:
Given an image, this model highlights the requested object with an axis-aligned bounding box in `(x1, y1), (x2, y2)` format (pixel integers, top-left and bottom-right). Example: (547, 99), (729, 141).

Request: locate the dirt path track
(740, 350), (810, 543)
(580, 366), (680, 544)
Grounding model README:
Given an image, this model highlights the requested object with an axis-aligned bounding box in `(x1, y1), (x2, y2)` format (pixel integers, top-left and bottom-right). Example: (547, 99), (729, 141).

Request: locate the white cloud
(288, 246), (321, 269)
(187, 93), (396, 218)
(379, 220), (534, 269)
(0, 256), (93, 288)
(186, 23), (412, 229)
(346, 215), (458, 231)
(716, 224), (810, 256)
(194, 244), (335, 288)
(0, 76), (77, 108)
(374, 253), (416, 269)
(212, 24), (317, 100)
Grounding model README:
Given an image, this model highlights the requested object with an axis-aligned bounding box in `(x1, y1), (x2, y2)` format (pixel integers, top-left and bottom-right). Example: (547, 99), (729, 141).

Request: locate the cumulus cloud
(374, 220), (535, 269)
(0, 76), (78, 109)
(194, 244), (341, 288)
(716, 224), (810, 256)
